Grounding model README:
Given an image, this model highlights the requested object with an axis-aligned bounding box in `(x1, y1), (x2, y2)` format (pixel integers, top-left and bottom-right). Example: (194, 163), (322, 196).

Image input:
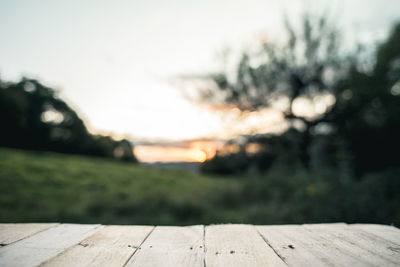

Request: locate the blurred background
(0, 0), (399, 226)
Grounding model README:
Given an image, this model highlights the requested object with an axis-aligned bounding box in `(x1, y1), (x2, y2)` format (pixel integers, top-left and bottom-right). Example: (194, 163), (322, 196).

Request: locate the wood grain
(0, 223), (398, 267)
(257, 224), (375, 267)
(351, 224), (400, 244)
(205, 224), (286, 267)
(0, 223), (101, 267)
(42, 225), (154, 267)
(0, 223), (58, 246)
(303, 223), (400, 266)
(126, 225), (204, 267)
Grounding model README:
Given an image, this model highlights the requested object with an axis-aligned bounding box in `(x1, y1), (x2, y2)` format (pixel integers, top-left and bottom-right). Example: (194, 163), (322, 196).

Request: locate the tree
(330, 22), (400, 176)
(193, 16), (400, 177)
(0, 77), (138, 162)
(191, 13), (349, 168)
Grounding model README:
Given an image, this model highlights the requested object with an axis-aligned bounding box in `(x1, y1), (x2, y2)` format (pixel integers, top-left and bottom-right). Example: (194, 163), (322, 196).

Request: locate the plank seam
(203, 225), (206, 267)
(255, 227), (289, 266)
(38, 224), (104, 266)
(122, 226), (156, 267)
(0, 223), (60, 247)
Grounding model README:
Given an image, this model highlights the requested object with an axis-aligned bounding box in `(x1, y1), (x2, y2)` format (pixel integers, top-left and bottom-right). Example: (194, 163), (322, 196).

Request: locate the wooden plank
(303, 223), (400, 266)
(0, 223), (58, 246)
(125, 225), (204, 267)
(42, 225), (154, 267)
(0, 223), (101, 267)
(351, 224), (400, 245)
(257, 224), (378, 266)
(205, 224), (286, 267)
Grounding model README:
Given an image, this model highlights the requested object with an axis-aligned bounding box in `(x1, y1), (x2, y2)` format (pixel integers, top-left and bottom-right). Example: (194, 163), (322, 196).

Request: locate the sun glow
(134, 140), (218, 163)
(190, 150), (207, 162)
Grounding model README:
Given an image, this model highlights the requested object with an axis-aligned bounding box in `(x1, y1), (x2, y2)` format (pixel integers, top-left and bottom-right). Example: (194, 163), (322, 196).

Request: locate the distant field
(1, 147), (398, 225)
(0, 147), (244, 225)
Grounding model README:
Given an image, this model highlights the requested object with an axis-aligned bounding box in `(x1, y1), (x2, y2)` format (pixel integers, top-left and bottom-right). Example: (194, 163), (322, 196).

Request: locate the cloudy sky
(1, 0), (399, 145)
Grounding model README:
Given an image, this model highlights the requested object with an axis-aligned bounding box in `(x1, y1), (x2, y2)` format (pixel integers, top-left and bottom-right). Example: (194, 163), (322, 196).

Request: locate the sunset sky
(1, 0), (399, 162)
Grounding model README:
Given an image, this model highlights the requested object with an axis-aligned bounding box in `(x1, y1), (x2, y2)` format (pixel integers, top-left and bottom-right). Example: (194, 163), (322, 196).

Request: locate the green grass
(0, 147), (243, 225)
(1, 147), (398, 225)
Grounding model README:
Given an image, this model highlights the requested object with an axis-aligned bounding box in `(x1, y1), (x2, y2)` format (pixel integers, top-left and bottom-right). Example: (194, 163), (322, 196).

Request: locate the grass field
(1, 147), (398, 225)
(0, 147), (245, 225)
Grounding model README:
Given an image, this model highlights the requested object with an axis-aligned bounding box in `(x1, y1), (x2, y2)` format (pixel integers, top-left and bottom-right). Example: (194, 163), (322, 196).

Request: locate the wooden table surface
(0, 223), (399, 267)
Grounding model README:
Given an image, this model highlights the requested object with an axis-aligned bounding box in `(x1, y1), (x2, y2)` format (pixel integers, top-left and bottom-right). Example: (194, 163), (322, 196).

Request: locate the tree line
(197, 15), (400, 178)
(0, 78), (137, 162)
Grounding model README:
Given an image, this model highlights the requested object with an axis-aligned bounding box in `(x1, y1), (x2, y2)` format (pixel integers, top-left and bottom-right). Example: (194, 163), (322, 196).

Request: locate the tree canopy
(199, 14), (344, 119)
(194, 14), (400, 176)
(0, 78), (138, 162)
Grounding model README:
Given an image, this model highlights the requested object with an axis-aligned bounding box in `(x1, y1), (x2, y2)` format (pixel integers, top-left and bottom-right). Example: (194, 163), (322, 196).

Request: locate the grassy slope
(2, 147), (398, 225)
(0, 147), (243, 225)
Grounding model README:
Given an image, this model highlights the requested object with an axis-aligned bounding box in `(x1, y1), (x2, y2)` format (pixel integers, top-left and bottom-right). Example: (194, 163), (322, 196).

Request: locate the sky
(1, 0), (399, 161)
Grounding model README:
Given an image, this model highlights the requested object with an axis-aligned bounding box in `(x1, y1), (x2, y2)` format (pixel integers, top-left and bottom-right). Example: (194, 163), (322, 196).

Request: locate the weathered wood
(0, 223), (398, 267)
(351, 224), (400, 245)
(302, 223), (400, 266)
(0, 223), (58, 246)
(42, 225), (154, 267)
(0, 223), (101, 267)
(125, 225), (204, 267)
(205, 224), (286, 267)
(257, 224), (376, 266)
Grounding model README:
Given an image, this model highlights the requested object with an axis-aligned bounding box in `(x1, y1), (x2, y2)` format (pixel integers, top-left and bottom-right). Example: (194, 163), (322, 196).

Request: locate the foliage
(201, 131), (300, 175)
(1, 147), (398, 226)
(330, 23), (400, 176)
(204, 14), (343, 114)
(0, 78), (137, 162)
(192, 13), (350, 168)
(199, 17), (400, 177)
